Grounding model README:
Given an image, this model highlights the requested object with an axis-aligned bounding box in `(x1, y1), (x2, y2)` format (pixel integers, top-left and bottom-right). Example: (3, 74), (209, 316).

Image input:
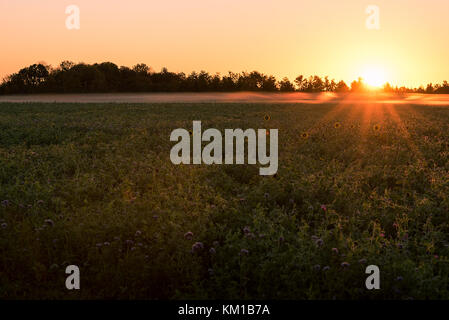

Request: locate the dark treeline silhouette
(1, 61), (449, 94)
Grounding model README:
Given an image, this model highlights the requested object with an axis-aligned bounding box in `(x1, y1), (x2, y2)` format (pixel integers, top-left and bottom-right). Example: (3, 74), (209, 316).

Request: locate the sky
(1, 0), (449, 88)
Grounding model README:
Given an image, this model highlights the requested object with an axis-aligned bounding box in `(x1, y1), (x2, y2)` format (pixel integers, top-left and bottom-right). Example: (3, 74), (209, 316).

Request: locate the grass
(1, 101), (449, 299)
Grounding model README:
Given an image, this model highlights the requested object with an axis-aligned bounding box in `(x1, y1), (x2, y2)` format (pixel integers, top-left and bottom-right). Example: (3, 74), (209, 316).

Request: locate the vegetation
(1, 102), (449, 299)
(2, 62), (449, 94)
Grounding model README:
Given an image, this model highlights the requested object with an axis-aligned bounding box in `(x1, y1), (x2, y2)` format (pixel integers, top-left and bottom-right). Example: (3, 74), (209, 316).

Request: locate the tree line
(1, 61), (448, 94)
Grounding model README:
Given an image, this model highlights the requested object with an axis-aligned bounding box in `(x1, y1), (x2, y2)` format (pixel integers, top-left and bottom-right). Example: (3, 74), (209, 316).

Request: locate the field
(1, 101), (449, 299)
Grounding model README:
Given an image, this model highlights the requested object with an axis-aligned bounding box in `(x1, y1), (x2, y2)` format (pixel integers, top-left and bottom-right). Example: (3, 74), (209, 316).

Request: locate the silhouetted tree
(1, 61), (447, 95)
(279, 77), (295, 92)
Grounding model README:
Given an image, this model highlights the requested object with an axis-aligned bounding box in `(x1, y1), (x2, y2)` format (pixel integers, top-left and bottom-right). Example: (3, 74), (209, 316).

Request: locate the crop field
(1, 101), (449, 299)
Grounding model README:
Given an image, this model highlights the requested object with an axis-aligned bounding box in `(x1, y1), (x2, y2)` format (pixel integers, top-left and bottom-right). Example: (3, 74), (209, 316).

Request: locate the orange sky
(1, 0), (449, 88)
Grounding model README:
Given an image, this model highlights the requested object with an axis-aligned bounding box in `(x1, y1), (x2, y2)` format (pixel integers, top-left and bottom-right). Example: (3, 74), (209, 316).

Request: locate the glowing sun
(361, 66), (387, 88)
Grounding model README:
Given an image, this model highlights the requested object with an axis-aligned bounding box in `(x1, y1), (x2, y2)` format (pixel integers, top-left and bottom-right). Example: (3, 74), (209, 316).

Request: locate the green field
(1, 102), (449, 299)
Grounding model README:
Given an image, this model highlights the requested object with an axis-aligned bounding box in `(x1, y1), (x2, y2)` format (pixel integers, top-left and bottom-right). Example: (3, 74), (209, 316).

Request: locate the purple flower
(341, 262), (350, 268)
(315, 238), (324, 247)
(239, 249), (249, 256)
(192, 242), (204, 253)
(184, 231), (194, 240)
(103, 242), (110, 246)
(279, 236), (285, 243)
(209, 247), (216, 255)
(243, 226), (251, 234)
(358, 258), (367, 264)
(322, 266), (330, 272)
(125, 239), (134, 246)
(135, 230), (142, 237)
(332, 248), (339, 254)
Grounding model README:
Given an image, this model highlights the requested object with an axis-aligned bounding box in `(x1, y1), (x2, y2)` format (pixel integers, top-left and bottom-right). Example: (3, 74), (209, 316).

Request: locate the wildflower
(209, 247), (216, 255)
(380, 233), (385, 238)
(125, 239), (134, 246)
(135, 230), (142, 237)
(393, 222), (399, 229)
(243, 226), (251, 234)
(240, 249), (249, 256)
(37, 200), (44, 205)
(259, 233), (266, 238)
(1, 223), (7, 229)
(373, 124), (380, 131)
(320, 204), (327, 211)
(311, 235), (318, 241)
(245, 233), (256, 239)
(153, 215), (158, 219)
(192, 242), (204, 253)
(184, 231), (194, 240)
(44, 219), (54, 227)
(332, 248), (339, 255)
(341, 262), (350, 268)
(103, 242), (110, 246)
(313, 264), (321, 271)
(137, 242), (143, 247)
(322, 266), (330, 272)
(301, 132), (309, 139)
(264, 114), (271, 121)
(434, 255), (439, 259)
(130, 247), (136, 251)
(1, 200), (9, 207)
(315, 238), (324, 247)
(279, 236), (285, 243)
(358, 258), (367, 264)
(334, 122), (341, 129)
(397, 243), (403, 249)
